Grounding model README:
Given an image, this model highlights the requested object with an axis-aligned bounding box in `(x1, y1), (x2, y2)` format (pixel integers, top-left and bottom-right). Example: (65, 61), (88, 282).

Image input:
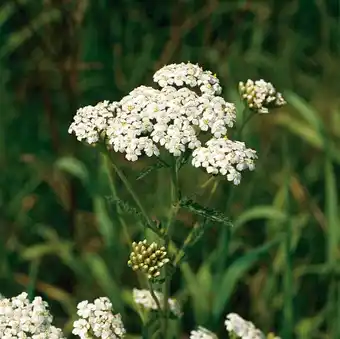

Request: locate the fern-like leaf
(180, 197), (232, 227)
(136, 159), (169, 180)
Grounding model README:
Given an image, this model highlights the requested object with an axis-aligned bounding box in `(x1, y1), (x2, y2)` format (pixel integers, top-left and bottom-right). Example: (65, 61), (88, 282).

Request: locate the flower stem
(148, 275), (164, 339)
(162, 157), (181, 338)
(148, 280), (163, 314)
(173, 221), (199, 266)
(238, 107), (255, 138)
(101, 147), (163, 238)
(102, 153), (146, 287)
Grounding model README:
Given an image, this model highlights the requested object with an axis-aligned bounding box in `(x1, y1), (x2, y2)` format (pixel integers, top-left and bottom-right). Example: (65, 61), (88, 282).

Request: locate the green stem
(102, 153), (132, 244)
(101, 147), (163, 238)
(148, 281), (163, 314)
(173, 221), (199, 266)
(237, 107), (255, 139)
(162, 157), (181, 338)
(102, 153), (146, 287)
(151, 328), (162, 339)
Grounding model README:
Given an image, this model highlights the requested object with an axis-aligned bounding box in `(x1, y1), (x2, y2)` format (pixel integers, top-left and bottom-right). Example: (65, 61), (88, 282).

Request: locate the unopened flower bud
(128, 240), (170, 280)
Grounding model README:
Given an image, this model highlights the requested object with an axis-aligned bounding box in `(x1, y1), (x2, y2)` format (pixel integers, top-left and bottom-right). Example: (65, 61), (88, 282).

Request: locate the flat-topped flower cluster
(68, 62), (285, 185)
(72, 297), (125, 339)
(0, 292), (65, 339)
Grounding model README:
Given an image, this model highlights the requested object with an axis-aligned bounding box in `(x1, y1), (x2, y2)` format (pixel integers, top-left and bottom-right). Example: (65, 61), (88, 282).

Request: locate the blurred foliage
(1, 0), (340, 338)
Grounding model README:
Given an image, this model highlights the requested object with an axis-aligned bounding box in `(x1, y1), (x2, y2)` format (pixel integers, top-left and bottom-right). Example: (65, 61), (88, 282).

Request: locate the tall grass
(1, 0), (340, 338)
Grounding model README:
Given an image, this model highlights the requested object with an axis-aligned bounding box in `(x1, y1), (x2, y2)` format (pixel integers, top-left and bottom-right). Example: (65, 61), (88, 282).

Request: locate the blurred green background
(1, 0), (340, 338)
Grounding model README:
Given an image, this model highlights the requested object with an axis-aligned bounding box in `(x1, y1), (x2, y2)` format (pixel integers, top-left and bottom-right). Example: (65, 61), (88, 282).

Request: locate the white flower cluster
(0, 292), (65, 339)
(153, 62), (222, 95)
(192, 137), (257, 185)
(225, 313), (265, 339)
(72, 297), (125, 339)
(68, 100), (118, 144)
(132, 288), (182, 318)
(68, 62), (261, 183)
(239, 79), (286, 114)
(190, 326), (218, 339)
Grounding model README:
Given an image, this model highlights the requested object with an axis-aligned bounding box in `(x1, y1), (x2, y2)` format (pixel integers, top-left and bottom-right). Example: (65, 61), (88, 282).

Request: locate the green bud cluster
(239, 79), (286, 114)
(128, 240), (170, 280)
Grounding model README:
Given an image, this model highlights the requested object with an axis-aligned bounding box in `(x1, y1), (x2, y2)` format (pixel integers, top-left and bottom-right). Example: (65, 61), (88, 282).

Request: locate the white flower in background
(239, 79), (286, 114)
(225, 313), (265, 339)
(132, 288), (182, 317)
(72, 297), (125, 339)
(0, 292), (65, 338)
(153, 62), (222, 96)
(192, 137), (257, 184)
(190, 326), (218, 339)
(68, 100), (118, 144)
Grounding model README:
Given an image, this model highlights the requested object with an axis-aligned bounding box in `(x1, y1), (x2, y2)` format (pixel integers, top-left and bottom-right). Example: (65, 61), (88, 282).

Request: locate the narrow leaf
(212, 235), (283, 320)
(55, 157), (89, 184)
(233, 205), (287, 229)
(84, 254), (124, 312)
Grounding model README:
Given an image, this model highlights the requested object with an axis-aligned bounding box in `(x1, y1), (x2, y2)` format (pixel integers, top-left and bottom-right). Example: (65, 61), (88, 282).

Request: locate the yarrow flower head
(68, 100), (117, 144)
(0, 292), (65, 339)
(132, 288), (182, 317)
(72, 297), (125, 339)
(225, 313), (265, 339)
(128, 240), (170, 280)
(239, 79), (286, 114)
(190, 326), (218, 339)
(66, 62), (288, 184)
(153, 62), (222, 96)
(192, 137), (257, 185)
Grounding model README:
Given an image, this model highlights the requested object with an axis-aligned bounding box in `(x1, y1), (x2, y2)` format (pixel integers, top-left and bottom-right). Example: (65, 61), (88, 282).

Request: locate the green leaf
(21, 244), (68, 260)
(93, 196), (116, 248)
(324, 159), (340, 337)
(233, 205), (287, 229)
(84, 254), (124, 313)
(181, 262), (209, 323)
(55, 157), (89, 184)
(275, 114), (340, 164)
(136, 160), (169, 181)
(0, 0), (28, 27)
(212, 234), (283, 320)
(325, 160), (339, 265)
(180, 197), (232, 226)
(284, 91), (322, 129)
(107, 197), (142, 218)
(0, 8), (61, 58)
